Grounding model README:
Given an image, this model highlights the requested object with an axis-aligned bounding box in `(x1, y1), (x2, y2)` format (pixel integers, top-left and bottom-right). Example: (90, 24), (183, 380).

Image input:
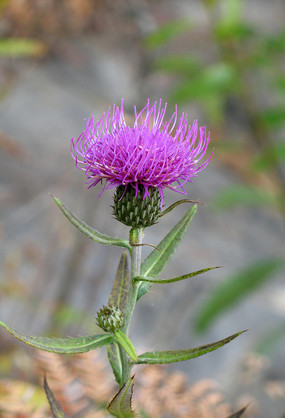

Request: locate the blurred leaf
(264, 28), (285, 54)
(253, 322), (285, 355)
(211, 185), (279, 210)
(252, 142), (285, 171)
(134, 266), (220, 284)
(195, 258), (284, 332)
(44, 377), (69, 418)
(0, 38), (47, 57)
(0, 320), (115, 353)
(108, 251), (131, 314)
(52, 195), (131, 252)
(154, 55), (201, 76)
(107, 343), (124, 385)
(171, 63), (238, 103)
(226, 405), (248, 418)
(261, 106), (285, 128)
(144, 20), (192, 49)
(136, 330), (246, 364)
(107, 377), (135, 418)
(137, 205), (197, 300)
(114, 330), (137, 362)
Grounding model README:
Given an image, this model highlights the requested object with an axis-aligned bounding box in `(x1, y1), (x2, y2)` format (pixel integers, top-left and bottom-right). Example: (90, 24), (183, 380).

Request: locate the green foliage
(211, 185), (279, 210)
(52, 195), (131, 251)
(136, 330), (246, 364)
(0, 38), (47, 57)
(107, 343), (124, 385)
(114, 330), (137, 362)
(0, 320), (115, 353)
(108, 251), (131, 313)
(44, 377), (69, 418)
(137, 205), (197, 300)
(107, 377), (135, 418)
(134, 266), (219, 284)
(253, 322), (285, 355)
(252, 142), (285, 171)
(195, 259), (284, 332)
(144, 20), (192, 49)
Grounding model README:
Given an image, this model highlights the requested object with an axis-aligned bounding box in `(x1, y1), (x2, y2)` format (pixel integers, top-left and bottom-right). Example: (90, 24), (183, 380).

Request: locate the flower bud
(96, 305), (123, 333)
(113, 185), (161, 228)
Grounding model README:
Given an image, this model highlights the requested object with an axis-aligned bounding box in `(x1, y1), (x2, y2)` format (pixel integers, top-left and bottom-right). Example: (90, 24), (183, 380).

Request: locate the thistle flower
(71, 99), (212, 208)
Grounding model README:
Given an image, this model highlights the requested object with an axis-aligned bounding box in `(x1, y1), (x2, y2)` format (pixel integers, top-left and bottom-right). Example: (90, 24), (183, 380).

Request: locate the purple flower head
(71, 99), (212, 206)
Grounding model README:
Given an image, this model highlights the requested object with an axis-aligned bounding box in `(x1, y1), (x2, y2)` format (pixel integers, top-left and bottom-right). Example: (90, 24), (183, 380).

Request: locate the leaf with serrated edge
(107, 343), (124, 385)
(108, 251), (131, 313)
(107, 377), (135, 418)
(136, 330), (246, 364)
(114, 330), (137, 362)
(134, 266), (220, 284)
(44, 377), (69, 417)
(52, 195), (131, 252)
(137, 205), (197, 300)
(226, 405), (248, 418)
(0, 321), (114, 353)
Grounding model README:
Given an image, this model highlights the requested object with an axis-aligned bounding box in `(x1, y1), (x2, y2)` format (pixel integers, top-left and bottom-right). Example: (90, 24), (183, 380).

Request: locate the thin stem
(120, 227), (144, 382)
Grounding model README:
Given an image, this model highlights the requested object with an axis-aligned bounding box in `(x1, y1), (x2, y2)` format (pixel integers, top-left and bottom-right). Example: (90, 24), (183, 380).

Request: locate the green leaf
(114, 330), (137, 362)
(44, 377), (69, 417)
(154, 55), (201, 76)
(108, 251), (131, 313)
(0, 320), (115, 353)
(107, 343), (124, 385)
(159, 199), (202, 218)
(261, 106), (285, 127)
(144, 20), (192, 49)
(52, 195), (131, 252)
(137, 205), (197, 300)
(252, 142), (285, 171)
(226, 405), (248, 418)
(253, 322), (285, 355)
(107, 377), (135, 417)
(211, 185), (279, 210)
(134, 267), (219, 284)
(0, 38), (47, 57)
(195, 258), (284, 332)
(136, 330), (246, 364)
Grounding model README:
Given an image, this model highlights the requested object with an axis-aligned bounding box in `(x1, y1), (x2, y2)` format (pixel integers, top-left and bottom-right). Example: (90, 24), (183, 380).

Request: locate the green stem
(120, 227), (143, 382)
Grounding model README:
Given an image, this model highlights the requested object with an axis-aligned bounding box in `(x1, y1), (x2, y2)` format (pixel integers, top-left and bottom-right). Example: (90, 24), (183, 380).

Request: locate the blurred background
(0, 0), (285, 416)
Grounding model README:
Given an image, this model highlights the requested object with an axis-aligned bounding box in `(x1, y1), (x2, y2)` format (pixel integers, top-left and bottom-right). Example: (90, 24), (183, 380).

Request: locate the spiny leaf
(107, 343), (124, 385)
(136, 330), (246, 364)
(134, 266), (220, 284)
(137, 205), (197, 300)
(159, 199), (203, 218)
(108, 251), (131, 314)
(44, 377), (69, 418)
(114, 330), (137, 362)
(107, 377), (136, 418)
(0, 320), (115, 353)
(52, 195), (131, 252)
(226, 405), (248, 418)
(195, 258), (284, 332)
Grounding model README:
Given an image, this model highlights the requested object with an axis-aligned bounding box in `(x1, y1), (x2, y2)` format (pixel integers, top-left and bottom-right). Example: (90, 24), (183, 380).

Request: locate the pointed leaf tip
(226, 405), (248, 418)
(52, 195), (131, 251)
(0, 320), (114, 353)
(44, 377), (69, 417)
(137, 330), (246, 364)
(107, 377), (136, 417)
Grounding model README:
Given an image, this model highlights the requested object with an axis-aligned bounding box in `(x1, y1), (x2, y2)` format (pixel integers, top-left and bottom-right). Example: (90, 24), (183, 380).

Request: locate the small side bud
(96, 305), (123, 333)
(113, 185), (161, 228)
